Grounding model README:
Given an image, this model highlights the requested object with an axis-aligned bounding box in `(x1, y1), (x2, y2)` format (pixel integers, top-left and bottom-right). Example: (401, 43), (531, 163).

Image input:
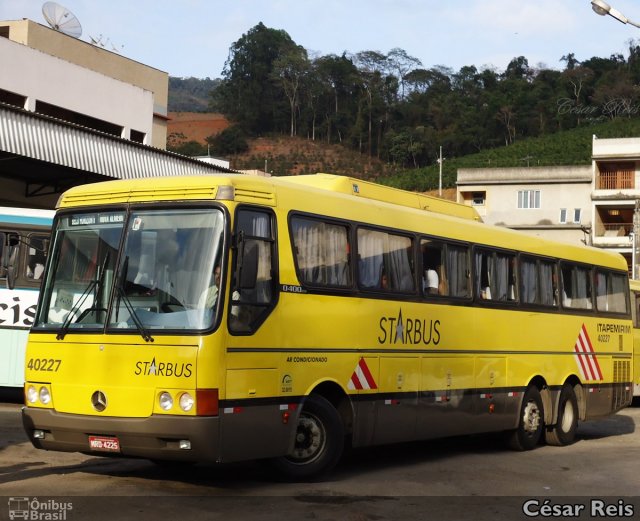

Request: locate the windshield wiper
(56, 252), (110, 340)
(116, 256), (154, 343)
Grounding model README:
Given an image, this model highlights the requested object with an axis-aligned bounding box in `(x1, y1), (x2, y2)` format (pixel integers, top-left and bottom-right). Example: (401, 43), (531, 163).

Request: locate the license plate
(88, 435), (120, 453)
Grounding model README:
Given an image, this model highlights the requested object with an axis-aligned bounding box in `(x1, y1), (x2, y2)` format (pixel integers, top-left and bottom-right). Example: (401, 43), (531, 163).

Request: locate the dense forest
(169, 22), (640, 190)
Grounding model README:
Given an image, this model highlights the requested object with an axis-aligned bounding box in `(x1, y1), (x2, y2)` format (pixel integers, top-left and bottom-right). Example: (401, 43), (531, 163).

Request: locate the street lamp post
(630, 233), (636, 280)
(591, 0), (640, 28)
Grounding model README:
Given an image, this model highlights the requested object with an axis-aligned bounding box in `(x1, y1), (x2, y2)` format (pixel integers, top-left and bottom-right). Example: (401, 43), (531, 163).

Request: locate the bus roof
(277, 174), (482, 222)
(56, 173), (627, 272)
(0, 206), (54, 227)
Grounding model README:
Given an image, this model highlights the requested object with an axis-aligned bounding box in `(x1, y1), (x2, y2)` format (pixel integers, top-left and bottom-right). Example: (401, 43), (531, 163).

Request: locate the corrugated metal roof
(0, 102), (235, 179)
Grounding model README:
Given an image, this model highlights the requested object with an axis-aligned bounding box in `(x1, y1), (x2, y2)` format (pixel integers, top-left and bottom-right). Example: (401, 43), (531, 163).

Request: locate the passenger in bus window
(425, 267), (439, 295)
(380, 269), (389, 290)
(199, 265), (221, 308)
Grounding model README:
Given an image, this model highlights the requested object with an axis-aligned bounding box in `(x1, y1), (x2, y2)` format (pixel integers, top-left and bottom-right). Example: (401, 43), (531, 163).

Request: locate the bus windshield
(34, 207), (225, 334)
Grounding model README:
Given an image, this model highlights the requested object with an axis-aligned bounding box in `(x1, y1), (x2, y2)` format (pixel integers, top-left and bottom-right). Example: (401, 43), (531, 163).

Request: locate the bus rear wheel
(545, 384), (578, 446)
(271, 394), (344, 480)
(508, 386), (544, 451)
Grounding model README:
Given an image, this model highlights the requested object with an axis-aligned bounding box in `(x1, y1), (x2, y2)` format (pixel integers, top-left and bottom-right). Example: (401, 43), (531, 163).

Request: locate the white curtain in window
(358, 229), (384, 288)
(539, 262), (555, 306)
(293, 219), (349, 286)
(446, 246), (469, 297)
(387, 234), (414, 291)
(521, 259), (537, 304)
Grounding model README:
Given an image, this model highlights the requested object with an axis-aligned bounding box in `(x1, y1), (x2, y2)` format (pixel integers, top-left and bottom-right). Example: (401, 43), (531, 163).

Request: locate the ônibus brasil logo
(8, 497), (73, 520)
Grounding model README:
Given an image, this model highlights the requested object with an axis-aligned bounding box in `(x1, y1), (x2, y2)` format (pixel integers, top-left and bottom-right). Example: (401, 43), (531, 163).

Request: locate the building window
(573, 208), (582, 224)
(0, 88), (26, 108)
(517, 190), (541, 209)
(130, 129), (146, 144)
(472, 191), (486, 206)
(559, 208), (567, 224)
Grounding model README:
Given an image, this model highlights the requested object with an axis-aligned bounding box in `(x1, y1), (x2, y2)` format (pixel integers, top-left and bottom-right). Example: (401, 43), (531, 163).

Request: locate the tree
(560, 53), (580, 71)
(211, 23), (299, 134)
(206, 126), (249, 155)
(271, 46), (310, 137)
(312, 54), (360, 144)
(386, 48), (422, 99)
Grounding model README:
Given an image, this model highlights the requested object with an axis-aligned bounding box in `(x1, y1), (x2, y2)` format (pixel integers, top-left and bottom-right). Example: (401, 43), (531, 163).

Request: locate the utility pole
(633, 200), (640, 279)
(438, 146), (443, 197)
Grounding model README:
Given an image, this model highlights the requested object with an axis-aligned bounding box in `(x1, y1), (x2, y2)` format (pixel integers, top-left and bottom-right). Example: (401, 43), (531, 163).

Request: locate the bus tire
(508, 386), (544, 451)
(544, 384), (578, 446)
(271, 394), (344, 480)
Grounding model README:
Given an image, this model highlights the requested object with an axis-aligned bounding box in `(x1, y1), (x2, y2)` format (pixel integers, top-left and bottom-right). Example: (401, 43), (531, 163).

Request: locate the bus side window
(421, 239), (445, 296)
(474, 248), (517, 302)
(357, 228), (415, 293)
(444, 243), (470, 298)
(26, 234), (48, 281)
(595, 270), (628, 314)
(1, 232), (20, 283)
(561, 263), (593, 310)
(520, 256), (557, 307)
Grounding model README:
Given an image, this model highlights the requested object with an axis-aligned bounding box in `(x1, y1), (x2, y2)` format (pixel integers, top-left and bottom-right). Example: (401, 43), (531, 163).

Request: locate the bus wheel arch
(272, 381), (350, 480)
(545, 379), (580, 446)
(508, 379), (545, 451)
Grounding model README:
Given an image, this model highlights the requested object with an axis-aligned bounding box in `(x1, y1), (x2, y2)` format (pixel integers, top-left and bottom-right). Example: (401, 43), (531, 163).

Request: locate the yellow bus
(21, 174), (633, 479)
(628, 279), (640, 399)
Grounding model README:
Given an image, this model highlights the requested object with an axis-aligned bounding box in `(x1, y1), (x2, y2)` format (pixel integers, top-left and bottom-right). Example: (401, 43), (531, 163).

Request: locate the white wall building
(457, 165), (592, 245)
(456, 136), (640, 275)
(591, 135), (640, 276)
(0, 36), (154, 144)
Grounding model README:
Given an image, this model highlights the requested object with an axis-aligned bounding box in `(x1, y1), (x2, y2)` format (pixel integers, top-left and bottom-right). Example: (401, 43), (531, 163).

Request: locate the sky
(4, 0), (640, 79)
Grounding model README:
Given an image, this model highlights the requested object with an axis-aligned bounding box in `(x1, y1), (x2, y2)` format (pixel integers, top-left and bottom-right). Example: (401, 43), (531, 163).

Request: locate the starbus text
(378, 309), (441, 346)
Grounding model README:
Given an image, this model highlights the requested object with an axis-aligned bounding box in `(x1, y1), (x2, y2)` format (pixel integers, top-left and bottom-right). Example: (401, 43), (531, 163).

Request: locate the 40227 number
(27, 358), (61, 372)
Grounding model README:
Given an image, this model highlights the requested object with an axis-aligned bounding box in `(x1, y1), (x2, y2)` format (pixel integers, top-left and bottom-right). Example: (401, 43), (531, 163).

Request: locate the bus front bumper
(22, 406), (221, 463)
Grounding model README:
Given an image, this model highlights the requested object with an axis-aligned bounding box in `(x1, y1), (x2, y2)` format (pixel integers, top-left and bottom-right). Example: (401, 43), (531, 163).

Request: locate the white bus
(0, 207), (53, 389)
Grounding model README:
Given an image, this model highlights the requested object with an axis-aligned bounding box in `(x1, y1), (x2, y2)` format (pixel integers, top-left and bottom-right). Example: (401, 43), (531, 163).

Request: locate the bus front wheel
(508, 386), (544, 451)
(272, 394), (344, 480)
(544, 384), (578, 446)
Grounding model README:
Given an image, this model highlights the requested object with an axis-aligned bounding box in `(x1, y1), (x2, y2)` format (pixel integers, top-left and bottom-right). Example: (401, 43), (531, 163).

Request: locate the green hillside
(377, 118), (640, 192)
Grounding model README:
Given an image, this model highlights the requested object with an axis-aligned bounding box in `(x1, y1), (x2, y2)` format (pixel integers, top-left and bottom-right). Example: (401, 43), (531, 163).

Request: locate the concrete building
(0, 17), (232, 209)
(591, 135), (640, 276)
(0, 18), (168, 148)
(456, 136), (640, 275)
(457, 165), (592, 245)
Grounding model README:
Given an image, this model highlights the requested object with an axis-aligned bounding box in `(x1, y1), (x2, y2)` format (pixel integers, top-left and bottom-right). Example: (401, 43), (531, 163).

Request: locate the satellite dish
(42, 2), (82, 38)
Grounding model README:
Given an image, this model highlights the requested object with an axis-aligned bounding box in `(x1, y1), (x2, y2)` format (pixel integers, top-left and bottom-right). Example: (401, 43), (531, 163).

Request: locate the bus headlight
(179, 392), (194, 412)
(38, 387), (51, 405)
(159, 392), (173, 411)
(26, 385), (38, 404)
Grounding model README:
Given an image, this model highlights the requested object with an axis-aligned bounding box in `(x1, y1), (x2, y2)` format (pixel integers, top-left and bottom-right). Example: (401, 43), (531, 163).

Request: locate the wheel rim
(560, 398), (575, 433)
(523, 400), (541, 435)
(289, 411), (326, 464)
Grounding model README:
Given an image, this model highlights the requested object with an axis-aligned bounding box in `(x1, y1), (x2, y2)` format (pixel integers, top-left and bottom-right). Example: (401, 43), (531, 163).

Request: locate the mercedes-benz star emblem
(91, 390), (107, 412)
